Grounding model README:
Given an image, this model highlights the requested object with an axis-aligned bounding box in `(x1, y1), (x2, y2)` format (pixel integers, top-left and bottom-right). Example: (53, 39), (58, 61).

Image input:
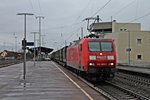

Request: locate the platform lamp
(17, 13), (34, 80)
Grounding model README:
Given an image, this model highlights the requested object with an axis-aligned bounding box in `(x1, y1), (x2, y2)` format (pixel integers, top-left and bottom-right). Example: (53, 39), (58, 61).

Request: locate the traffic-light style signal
(22, 39), (27, 50)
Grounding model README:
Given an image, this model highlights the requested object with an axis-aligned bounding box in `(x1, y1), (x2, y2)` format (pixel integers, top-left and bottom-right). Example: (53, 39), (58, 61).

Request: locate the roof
(0, 50), (23, 58)
(29, 47), (53, 54)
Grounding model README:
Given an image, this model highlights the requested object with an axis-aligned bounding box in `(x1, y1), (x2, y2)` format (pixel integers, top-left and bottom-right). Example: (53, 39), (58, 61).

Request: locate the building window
(137, 39), (142, 44)
(137, 55), (142, 60)
(120, 28), (128, 31)
(124, 29), (127, 31)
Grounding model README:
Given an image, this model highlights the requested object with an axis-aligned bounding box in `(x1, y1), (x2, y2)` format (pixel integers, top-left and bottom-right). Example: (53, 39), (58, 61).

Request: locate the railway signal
(22, 39), (27, 50)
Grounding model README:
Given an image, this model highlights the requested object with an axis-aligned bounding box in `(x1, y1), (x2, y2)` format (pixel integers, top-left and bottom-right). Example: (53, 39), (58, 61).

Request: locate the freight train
(51, 37), (116, 80)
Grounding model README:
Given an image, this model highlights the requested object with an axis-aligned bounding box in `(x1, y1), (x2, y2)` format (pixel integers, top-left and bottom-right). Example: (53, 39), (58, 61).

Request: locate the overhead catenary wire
(64, 0), (101, 42)
(74, 0), (92, 23)
(64, 0), (103, 42)
(28, 0), (35, 13)
(55, 22), (86, 46)
(27, 0), (43, 16)
(80, 0), (112, 33)
(37, 0), (43, 15)
(65, 28), (81, 41)
(130, 12), (150, 22)
(135, 0), (139, 19)
(110, 0), (137, 18)
(48, 0), (94, 47)
(96, 0), (142, 24)
(43, 0), (97, 44)
(61, 0), (92, 40)
(118, 11), (150, 29)
(92, 0), (112, 17)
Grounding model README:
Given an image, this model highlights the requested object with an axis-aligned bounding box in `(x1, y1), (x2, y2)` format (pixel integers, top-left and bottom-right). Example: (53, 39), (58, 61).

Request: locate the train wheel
(80, 71), (86, 78)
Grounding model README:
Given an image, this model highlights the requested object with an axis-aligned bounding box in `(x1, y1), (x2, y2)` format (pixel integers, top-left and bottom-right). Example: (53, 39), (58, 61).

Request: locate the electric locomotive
(66, 38), (116, 79)
(51, 37), (116, 80)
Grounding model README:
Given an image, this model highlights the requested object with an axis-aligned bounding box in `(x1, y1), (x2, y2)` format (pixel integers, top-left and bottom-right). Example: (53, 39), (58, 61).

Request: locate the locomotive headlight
(107, 56), (114, 60)
(89, 63), (95, 66)
(110, 63), (114, 66)
(89, 56), (96, 60)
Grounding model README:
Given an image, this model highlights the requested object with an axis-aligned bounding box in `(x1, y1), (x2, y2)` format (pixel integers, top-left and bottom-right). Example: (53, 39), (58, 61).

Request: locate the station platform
(0, 61), (99, 100)
(117, 65), (150, 75)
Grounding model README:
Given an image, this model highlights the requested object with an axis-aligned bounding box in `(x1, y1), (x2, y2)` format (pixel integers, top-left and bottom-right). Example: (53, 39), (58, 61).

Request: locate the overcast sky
(0, 0), (150, 51)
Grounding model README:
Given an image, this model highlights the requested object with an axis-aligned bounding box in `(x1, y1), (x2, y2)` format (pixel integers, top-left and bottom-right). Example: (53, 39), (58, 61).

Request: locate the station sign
(26, 42), (34, 46)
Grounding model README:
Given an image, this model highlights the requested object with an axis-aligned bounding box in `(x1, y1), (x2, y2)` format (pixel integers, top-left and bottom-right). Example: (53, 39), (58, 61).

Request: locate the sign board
(126, 48), (131, 52)
(26, 42), (34, 46)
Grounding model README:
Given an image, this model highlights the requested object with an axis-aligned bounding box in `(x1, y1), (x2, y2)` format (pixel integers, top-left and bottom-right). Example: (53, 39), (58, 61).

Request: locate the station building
(90, 20), (150, 66)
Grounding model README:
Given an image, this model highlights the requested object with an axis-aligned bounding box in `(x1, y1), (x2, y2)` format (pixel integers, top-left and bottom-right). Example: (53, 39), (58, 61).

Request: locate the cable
(119, 12), (150, 29)
(37, 0), (43, 15)
(28, 0), (35, 14)
(75, 0), (92, 23)
(130, 12), (150, 22)
(92, 0), (112, 17)
(135, 0), (139, 19)
(63, 28), (80, 42)
(111, 0), (137, 18)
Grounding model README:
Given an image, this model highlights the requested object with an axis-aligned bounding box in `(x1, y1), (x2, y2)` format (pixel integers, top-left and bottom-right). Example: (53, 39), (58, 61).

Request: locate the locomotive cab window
(88, 41), (113, 52)
(88, 42), (101, 52)
(101, 42), (113, 52)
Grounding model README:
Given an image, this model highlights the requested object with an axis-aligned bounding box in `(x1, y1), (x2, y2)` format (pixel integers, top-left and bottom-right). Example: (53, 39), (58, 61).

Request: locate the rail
(0, 59), (22, 68)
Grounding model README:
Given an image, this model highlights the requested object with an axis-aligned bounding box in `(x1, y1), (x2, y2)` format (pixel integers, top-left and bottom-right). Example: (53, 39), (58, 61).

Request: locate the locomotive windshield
(88, 41), (113, 52)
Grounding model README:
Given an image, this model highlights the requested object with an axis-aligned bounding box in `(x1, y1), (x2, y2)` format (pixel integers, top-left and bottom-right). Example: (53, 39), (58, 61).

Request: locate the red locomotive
(51, 37), (116, 80)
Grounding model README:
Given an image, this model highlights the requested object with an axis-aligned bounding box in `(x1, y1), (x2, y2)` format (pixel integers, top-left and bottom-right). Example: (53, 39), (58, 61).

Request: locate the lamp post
(125, 30), (131, 65)
(15, 36), (17, 52)
(13, 33), (17, 52)
(17, 13), (34, 80)
(41, 34), (46, 46)
(121, 29), (131, 65)
(128, 30), (131, 65)
(36, 16), (44, 61)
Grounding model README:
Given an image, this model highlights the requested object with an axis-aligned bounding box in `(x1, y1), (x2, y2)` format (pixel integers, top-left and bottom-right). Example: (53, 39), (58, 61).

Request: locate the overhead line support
(36, 16), (44, 61)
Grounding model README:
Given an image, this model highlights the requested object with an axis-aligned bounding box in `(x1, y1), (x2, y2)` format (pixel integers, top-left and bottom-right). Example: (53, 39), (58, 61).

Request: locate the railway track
(64, 67), (150, 99)
(96, 69), (150, 100)
(112, 71), (150, 99)
(102, 81), (149, 100)
(79, 77), (150, 100)
(96, 70), (150, 100)
(53, 61), (150, 100)
(116, 72), (150, 87)
(0, 60), (22, 68)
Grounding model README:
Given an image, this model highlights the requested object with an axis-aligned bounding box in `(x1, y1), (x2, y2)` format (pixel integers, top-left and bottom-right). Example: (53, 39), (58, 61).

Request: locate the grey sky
(0, 0), (150, 51)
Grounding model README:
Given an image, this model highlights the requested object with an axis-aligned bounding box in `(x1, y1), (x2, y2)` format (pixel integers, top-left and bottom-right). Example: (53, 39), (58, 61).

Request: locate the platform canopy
(28, 47), (53, 54)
